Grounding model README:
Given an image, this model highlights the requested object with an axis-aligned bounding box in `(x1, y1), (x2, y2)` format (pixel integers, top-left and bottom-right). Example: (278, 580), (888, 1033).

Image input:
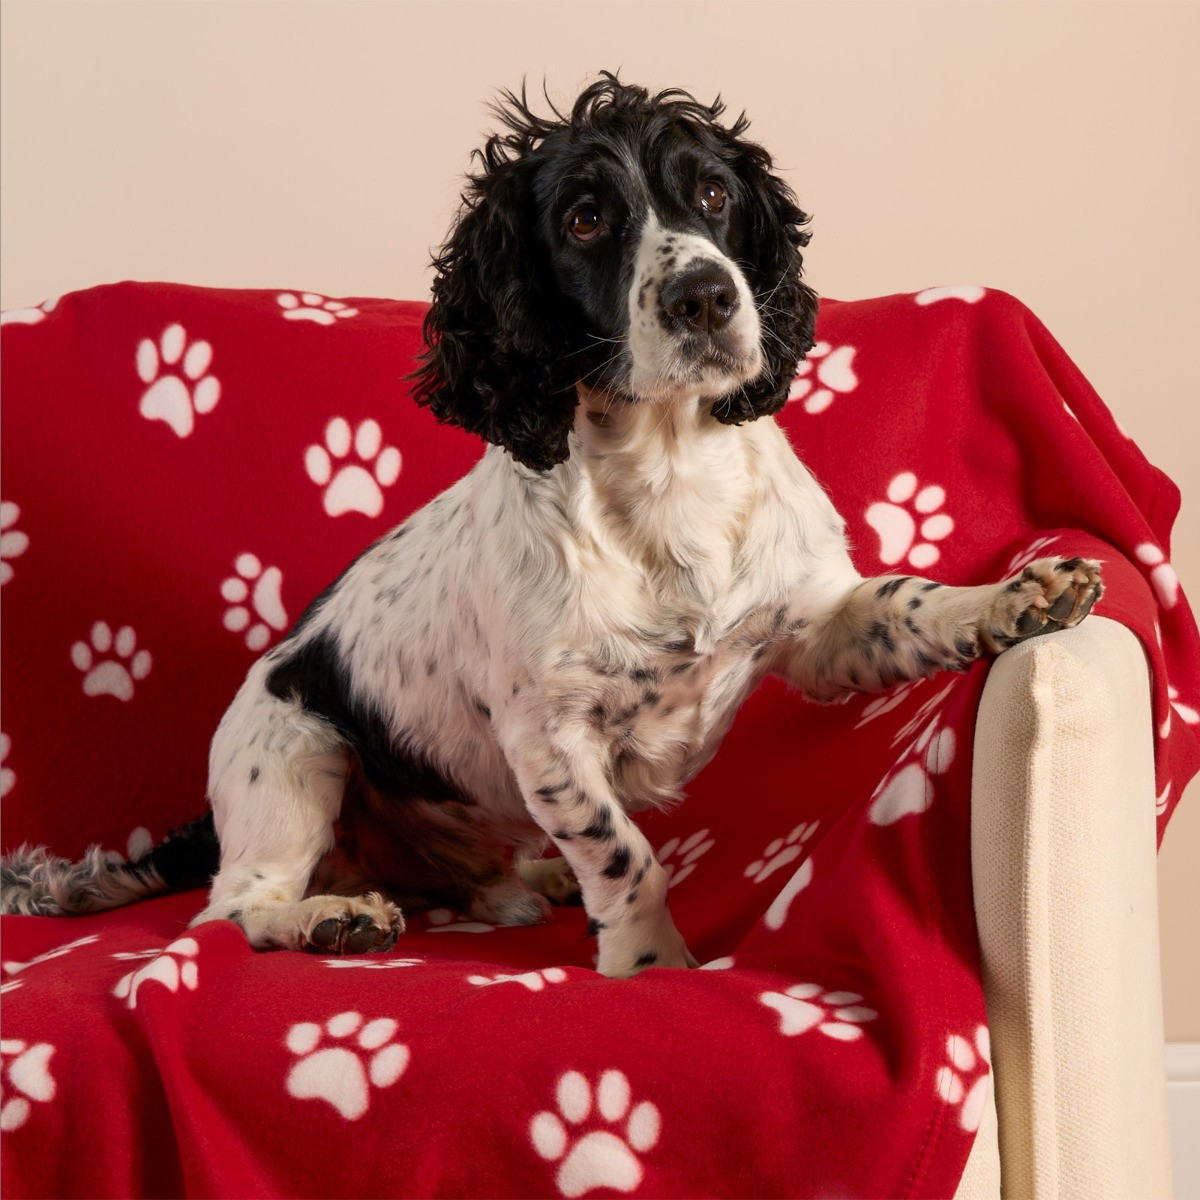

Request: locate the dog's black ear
(410, 140), (580, 472)
(713, 127), (819, 426)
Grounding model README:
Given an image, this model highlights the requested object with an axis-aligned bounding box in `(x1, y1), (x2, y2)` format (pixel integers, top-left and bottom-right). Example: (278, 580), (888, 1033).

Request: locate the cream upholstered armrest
(965, 615), (1173, 1199)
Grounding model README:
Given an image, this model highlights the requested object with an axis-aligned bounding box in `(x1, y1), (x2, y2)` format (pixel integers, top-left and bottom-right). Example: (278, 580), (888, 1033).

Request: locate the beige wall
(2, 0), (1196, 1038)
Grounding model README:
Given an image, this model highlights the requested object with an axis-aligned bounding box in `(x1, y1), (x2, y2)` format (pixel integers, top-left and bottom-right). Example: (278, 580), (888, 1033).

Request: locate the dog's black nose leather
(661, 264), (738, 335)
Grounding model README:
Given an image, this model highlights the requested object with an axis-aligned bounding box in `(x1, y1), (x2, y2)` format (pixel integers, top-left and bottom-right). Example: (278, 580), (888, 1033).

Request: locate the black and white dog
(2, 76), (1101, 977)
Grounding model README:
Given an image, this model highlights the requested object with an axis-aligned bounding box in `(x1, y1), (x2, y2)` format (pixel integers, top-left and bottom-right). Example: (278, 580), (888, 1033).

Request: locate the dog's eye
(699, 180), (727, 215)
(569, 207), (605, 241)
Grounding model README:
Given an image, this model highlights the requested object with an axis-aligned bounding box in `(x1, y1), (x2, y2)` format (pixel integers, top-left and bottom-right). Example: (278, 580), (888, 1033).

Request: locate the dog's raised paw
(986, 556), (1102, 650)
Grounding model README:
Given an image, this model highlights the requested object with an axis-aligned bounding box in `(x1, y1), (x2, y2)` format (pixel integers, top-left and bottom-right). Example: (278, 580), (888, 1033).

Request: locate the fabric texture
(0, 283), (1195, 1199)
(972, 616), (1173, 1197)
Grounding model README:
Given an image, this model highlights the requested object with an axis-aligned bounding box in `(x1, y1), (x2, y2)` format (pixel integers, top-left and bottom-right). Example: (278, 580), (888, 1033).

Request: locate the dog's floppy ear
(713, 123), (819, 426)
(410, 136), (580, 472)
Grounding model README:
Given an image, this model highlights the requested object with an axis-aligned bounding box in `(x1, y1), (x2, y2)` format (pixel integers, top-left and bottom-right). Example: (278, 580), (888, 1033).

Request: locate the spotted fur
(0, 76), (1101, 977)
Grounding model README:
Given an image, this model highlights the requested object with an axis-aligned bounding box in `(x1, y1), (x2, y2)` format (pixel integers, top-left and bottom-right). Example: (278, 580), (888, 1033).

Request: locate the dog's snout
(661, 265), (739, 335)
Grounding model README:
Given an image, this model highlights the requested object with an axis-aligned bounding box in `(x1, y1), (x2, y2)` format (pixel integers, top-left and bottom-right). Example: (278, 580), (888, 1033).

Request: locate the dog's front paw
(304, 892), (405, 954)
(984, 557), (1102, 652)
(597, 921), (699, 979)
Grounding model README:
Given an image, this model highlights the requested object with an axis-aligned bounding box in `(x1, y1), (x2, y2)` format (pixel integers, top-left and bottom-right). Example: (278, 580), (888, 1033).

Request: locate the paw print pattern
(305, 417), (402, 519)
(276, 292), (359, 325)
(0, 1039), (56, 1131)
(787, 341), (859, 414)
(914, 285), (986, 306)
(468, 967), (568, 992)
(865, 472), (955, 569)
(0, 502), (29, 585)
(655, 828), (714, 887)
(745, 821), (819, 884)
(1005, 535), (1060, 577)
(0, 733), (12, 799)
(869, 714), (956, 825)
(322, 957), (424, 971)
(935, 1026), (991, 1132)
(70, 622), (152, 701)
(0, 296), (59, 327)
(1135, 543), (1180, 610)
(112, 937), (199, 1009)
(530, 1069), (661, 1198)
(760, 984), (878, 1040)
(136, 324), (220, 438)
(220, 553), (288, 651)
(285, 1012), (410, 1120)
(425, 908), (495, 933)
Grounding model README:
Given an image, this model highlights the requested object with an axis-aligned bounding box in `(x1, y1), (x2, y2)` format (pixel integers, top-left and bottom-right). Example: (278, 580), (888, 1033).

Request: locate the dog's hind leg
(194, 698), (403, 953)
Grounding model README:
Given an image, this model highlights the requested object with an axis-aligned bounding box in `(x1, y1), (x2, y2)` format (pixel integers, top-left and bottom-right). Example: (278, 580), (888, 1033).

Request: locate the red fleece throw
(1, 283), (1196, 1198)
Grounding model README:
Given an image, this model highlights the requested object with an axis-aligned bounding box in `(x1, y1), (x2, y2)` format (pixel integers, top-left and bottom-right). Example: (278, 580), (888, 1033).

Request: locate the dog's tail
(0, 812), (220, 916)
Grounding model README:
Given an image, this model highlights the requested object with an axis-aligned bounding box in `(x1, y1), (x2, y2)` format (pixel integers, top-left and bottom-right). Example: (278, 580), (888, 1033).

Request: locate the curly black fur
(410, 72), (819, 470)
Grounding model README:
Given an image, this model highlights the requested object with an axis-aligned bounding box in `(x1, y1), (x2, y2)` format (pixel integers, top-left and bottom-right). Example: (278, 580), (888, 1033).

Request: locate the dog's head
(411, 73), (819, 471)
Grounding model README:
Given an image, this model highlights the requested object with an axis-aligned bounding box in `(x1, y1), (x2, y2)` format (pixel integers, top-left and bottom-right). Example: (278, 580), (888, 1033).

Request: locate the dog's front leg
(503, 725), (697, 978)
(779, 556), (1102, 701)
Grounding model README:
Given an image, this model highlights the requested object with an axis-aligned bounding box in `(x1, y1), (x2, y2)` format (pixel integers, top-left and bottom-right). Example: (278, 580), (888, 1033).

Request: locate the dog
(1, 75), (1102, 977)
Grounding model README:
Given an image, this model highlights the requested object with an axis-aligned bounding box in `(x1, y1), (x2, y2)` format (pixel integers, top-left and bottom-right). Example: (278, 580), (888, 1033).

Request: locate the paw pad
(305, 417), (402, 518)
(136, 324), (220, 438)
(220, 553), (288, 651)
(935, 1026), (990, 1131)
(276, 292), (359, 325)
(70, 621), (152, 701)
(656, 828), (714, 887)
(530, 1069), (661, 1198)
(760, 983), (878, 1040)
(285, 1011), (409, 1120)
(866, 472), (954, 569)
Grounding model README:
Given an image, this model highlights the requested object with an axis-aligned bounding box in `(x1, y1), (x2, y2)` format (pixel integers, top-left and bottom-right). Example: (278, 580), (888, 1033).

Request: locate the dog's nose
(661, 264), (739, 335)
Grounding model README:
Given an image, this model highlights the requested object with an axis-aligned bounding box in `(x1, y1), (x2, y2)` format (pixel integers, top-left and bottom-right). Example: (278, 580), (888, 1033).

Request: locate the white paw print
(425, 908), (495, 933)
(322, 956), (424, 971)
(3, 934), (99, 979)
(530, 1069), (661, 1198)
(468, 967), (568, 992)
(935, 1026), (991, 1132)
(220, 553), (288, 651)
(1135, 543), (1180, 610)
(276, 292), (359, 325)
(760, 983), (878, 1040)
(1157, 783), (1171, 818)
(112, 937), (199, 1009)
(0, 296), (59, 327)
(655, 828), (714, 887)
(0, 732), (12, 799)
(1005, 535), (1060, 576)
(305, 417), (402, 519)
(914, 285), (986, 306)
(136, 324), (220, 438)
(0, 502), (29, 586)
(70, 621), (152, 701)
(0, 1039), (56, 1131)
(869, 714), (956, 826)
(745, 821), (819, 883)
(763, 857), (816, 933)
(285, 1011), (410, 1120)
(787, 341), (859, 414)
(865, 472), (955, 569)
